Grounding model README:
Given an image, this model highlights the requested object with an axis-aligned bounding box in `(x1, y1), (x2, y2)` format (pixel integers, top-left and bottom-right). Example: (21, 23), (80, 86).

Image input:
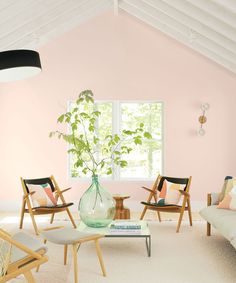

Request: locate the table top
(77, 220), (150, 237)
(113, 194), (130, 200)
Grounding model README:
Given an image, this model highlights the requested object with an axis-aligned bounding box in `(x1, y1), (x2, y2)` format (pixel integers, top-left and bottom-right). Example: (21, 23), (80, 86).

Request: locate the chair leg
(66, 208), (77, 228)
(50, 213), (55, 224)
(36, 265), (40, 272)
(187, 198), (193, 226)
(176, 210), (185, 233)
(176, 198), (187, 233)
(19, 198), (26, 229)
(72, 244), (78, 283)
(64, 245), (68, 265)
(140, 206), (148, 220)
(207, 222), (211, 236)
(95, 239), (106, 277)
(157, 211), (161, 222)
(29, 212), (39, 236)
(24, 271), (36, 283)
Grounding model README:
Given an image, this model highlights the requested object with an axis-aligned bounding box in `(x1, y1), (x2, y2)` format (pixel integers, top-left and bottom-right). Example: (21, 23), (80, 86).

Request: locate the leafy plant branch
(50, 90), (152, 177)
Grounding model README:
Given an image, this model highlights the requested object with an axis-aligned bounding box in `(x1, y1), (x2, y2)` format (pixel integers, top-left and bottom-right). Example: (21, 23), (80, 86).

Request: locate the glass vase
(78, 175), (115, 228)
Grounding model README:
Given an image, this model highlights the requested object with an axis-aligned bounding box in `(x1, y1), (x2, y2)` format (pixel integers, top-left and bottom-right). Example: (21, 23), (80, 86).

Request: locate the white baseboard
(0, 200), (206, 213)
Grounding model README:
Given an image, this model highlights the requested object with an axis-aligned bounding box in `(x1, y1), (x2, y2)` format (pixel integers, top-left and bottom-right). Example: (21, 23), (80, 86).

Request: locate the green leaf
(144, 132), (152, 139)
(120, 160), (128, 168)
(93, 111), (101, 117)
(90, 118), (96, 124)
(139, 123), (144, 128)
(106, 167), (112, 175)
(49, 132), (54, 138)
(89, 125), (95, 132)
(134, 137), (142, 145)
(105, 135), (112, 140)
(127, 148), (133, 153)
(72, 107), (78, 113)
(114, 134), (120, 143)
(123, 130), (133, 135)
(76, 97), (84, 104)
(68, 148), (77, 154)
(57, 114), (65, 123)
(80, 112), (89, 119)
(113, 151), (121, 155)
(75, 159), (83, 168)
(71, 124), (77, 131)
(82, 168), (89, 174)
(93, 136), (99, 144)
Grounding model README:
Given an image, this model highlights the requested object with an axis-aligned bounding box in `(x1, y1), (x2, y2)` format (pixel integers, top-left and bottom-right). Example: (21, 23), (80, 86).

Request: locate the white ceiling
(1, 0), (236, 74)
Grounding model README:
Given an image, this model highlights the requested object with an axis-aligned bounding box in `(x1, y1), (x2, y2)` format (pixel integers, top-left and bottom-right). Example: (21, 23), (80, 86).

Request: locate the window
(69, 101), (163, 180)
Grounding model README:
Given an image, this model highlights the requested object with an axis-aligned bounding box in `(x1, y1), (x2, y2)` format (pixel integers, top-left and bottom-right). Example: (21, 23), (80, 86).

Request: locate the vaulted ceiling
(1, 0), (236, 74)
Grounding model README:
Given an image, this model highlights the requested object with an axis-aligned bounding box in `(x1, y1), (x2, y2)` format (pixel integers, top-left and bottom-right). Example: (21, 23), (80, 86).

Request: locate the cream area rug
(3, 219), (236, 283)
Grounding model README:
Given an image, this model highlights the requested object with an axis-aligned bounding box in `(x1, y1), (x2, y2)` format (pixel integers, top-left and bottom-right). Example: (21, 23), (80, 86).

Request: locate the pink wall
(0, 11), (236, 211)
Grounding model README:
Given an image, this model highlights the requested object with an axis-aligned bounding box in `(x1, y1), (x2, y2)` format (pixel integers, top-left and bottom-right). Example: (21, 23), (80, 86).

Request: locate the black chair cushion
(33, 202), (74, 209)
(24, 177), (55, 193)
(141, 200), (181, 207)
(157, 176), (189, 192)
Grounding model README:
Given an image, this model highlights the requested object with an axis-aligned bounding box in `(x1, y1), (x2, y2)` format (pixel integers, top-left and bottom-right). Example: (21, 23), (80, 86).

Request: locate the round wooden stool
(113, 195), (130, 219)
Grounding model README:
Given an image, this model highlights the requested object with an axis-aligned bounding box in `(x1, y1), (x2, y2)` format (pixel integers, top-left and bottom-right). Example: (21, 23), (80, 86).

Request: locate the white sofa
(200, 192), (236, 249)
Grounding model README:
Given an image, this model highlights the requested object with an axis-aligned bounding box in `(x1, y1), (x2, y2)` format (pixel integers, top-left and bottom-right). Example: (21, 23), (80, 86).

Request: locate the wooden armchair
(19, 175), (76, 235)
(0, 229), (48, 282)
(140, 175), (192, 233)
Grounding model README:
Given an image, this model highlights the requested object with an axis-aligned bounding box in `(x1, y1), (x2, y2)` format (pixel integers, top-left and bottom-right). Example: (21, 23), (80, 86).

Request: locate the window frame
(67, 100), (164, 181)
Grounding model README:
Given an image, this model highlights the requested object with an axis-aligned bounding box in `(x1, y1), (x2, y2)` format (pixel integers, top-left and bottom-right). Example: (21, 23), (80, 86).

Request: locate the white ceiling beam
(5, 0), (112, 50)
(119, 1), (236, 74)
(114, 0), (119, 15)
(211, 0), (236, 14)
(0, 0), (92, 50)
(160, 0), (236, 43)
(0, 0), (50, 26)
(143, 0), (236, 55)
(122, 0), (236, 64)
(0, 0), (78, 41)
(185, 0), (236, 28)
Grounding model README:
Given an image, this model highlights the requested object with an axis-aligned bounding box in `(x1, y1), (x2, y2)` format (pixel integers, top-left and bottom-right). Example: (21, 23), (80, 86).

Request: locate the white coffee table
(77, 220), (151, 257)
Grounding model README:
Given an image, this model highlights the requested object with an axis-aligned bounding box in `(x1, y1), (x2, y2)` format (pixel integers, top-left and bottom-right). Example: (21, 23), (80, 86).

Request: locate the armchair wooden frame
(206, 193), (212, 236)
(19, 175), (76, 235)
(140, 175), (192, 233)
(0, 229), (48, 283)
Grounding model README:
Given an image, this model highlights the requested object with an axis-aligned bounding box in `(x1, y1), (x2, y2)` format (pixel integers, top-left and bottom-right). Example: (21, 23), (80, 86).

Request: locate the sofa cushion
(200, 205), (236, 240)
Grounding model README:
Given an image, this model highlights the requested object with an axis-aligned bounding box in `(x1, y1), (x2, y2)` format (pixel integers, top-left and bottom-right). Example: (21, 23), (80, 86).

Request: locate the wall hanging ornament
(198, 103), (210, 136)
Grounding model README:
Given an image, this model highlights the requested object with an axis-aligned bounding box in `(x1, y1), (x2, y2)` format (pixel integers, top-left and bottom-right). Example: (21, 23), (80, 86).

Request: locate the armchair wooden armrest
(55, 187), (71, 197)
(141, 186), (157, 195)
(60, 187), (71, 194)
(179, 190), (190, 197)
(23, 191), (35, 200)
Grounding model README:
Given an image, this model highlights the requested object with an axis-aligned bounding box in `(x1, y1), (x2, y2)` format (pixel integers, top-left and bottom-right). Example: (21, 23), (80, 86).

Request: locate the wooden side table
(113, 195), (130, 219)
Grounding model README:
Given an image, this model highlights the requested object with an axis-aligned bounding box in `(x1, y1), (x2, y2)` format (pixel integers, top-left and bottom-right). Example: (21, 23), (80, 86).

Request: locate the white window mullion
(112, 101), (120, 180)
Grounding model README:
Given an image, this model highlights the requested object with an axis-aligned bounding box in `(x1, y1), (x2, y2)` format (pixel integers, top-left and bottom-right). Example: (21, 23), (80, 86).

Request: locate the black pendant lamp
(0, 49), (42, 82)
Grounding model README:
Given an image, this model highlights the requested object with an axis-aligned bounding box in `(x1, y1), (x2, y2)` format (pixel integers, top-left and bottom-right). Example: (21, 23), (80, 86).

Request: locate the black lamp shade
(0, 49), (42, 82)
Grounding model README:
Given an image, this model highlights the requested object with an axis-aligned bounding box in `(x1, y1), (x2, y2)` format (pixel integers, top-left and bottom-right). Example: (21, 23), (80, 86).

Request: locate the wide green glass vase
(78, 175), (115, 228)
